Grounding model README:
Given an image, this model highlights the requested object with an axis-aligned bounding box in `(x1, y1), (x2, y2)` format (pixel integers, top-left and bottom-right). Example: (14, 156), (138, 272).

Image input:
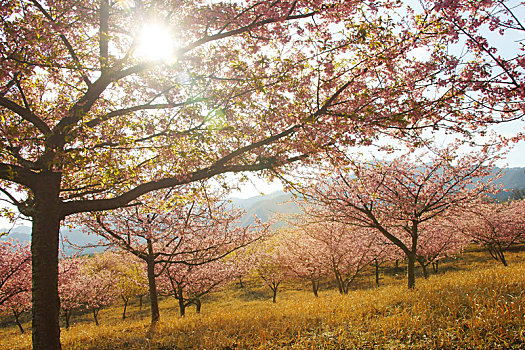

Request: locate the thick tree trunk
(146, 257), (160, 324)
(32, 172), (62, 350)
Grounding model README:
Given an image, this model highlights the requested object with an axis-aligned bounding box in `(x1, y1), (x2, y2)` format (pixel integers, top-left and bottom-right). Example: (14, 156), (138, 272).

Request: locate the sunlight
(135, 22), (176, 62)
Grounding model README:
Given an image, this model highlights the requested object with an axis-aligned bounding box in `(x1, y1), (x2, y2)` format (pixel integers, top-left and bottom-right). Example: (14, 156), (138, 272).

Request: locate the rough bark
(146, 254), (160, 324)
(31, 172), (62, 350)
(178, 295), (186, 317)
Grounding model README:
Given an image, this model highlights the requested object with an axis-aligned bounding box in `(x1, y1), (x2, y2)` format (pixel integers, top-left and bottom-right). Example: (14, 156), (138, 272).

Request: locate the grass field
(1, 247), (524, 349)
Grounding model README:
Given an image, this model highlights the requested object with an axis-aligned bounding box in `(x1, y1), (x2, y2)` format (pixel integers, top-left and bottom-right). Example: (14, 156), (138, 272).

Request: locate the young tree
(58, 257), (84, 329)
(455, 199), (525, 266)
(81, 188), (266, 325)
(161, 257), (244, 317)
(253, 234), (293, 303)
(112, 253), (148, 320)
(280, 228), (327, 297)
(308, 148), (497, 289)
(415, 216), (470, 277)
(79, 253), (119, 326)
(284, 219), (386, 295)
(1, 287), (31, 334)
(0, 239), (31, 306)
(1, 1), (522, 347)
(0, 240), (31, 334)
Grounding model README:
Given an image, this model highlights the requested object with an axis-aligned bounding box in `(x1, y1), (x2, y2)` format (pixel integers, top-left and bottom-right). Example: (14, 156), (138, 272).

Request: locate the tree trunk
(122, 296), (128, 319)
(139, 295), (143, 309)
(311, 278), (319, 297)
(334, 268), (344, 295)
(92, 308), (99, 326)
(31, 172), (62, 350)
(195, 298), (201, 313)
(272, 285), (278, 303)
(64, 309), (72, 329)
(13, 310), (24, 334)
(495, 245), (508, 267)
(146, 255), (160, 324)
(375, 259), (380, 287)
(407, 253), (416, 289)
(421, 261), (428, 279)
(432, 260), (439, 273)
(178, 296), (186, 317)
(417, 257), (428, 279)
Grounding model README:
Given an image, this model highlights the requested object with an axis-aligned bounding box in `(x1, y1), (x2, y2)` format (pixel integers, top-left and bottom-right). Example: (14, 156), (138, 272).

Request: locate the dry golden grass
(1, 248), (524, 349)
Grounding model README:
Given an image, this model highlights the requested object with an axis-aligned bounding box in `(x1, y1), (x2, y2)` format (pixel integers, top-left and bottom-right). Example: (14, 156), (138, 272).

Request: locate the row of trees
(0, 0), (523, 347)
(2, 182), (524, 332)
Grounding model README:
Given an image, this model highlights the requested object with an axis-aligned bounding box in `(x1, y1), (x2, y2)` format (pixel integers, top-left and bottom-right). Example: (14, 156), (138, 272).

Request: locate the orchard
(0, 0), (524, 349)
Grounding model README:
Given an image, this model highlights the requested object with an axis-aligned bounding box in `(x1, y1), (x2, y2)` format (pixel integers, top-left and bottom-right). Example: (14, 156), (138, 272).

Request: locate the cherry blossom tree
(283, 219), (387, 295)
(79, 253), (119, 326)
(454, 199), (525, 266)
(1, 287), (31, 334)
(80, 188), (267, 325)
(253, 234), (293, 303)
(58, 257), (83, 329)
(421, 0), (525, 129)
(307, 148), (497, 289)
(1, 1), (523, 347)
(279, 228), (327, 297)
(415, 216), (470, 277)
(111, 253), (148, 320)
(0, 240), (31, 334)
(0, 239), (31, 334)
(161, 256), (245, 316)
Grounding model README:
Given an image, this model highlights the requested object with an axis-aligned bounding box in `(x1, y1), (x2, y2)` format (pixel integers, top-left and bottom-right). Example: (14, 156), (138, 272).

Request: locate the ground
(1, 246), (524, 349)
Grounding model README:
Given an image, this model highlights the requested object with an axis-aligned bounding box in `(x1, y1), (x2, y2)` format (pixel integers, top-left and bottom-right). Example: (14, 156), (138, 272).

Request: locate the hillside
(1, 248), (524, 349)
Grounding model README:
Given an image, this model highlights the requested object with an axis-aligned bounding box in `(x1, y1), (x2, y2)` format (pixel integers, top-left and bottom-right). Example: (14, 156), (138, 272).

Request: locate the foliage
(306, 147), (497, 288)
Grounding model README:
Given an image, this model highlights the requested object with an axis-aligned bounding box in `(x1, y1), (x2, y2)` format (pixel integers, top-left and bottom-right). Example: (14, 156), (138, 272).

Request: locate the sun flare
(135, 23), (175, 62)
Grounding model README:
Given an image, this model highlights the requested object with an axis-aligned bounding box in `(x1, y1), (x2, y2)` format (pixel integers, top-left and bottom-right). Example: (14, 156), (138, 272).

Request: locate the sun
(135, 22), (176, 62)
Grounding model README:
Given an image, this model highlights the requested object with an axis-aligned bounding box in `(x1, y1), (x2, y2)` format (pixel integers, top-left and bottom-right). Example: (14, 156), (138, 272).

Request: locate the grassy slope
(1, 248), (524, 349)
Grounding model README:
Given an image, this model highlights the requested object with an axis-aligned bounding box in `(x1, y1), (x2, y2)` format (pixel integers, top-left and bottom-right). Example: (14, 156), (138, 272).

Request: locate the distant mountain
(496, 167), (525, 189)
(2, 167), (524, 255)
(233, 192), (299, 227)
(0, 225), (102, 255)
